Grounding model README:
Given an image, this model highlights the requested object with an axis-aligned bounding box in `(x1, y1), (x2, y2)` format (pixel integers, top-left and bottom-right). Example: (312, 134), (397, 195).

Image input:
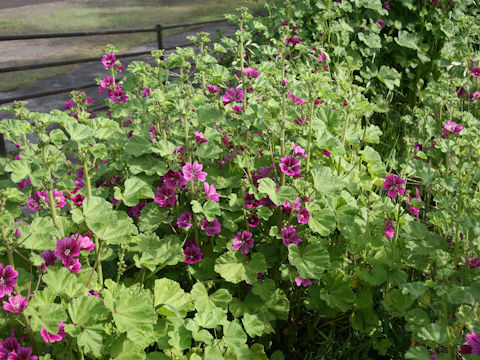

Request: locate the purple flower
(177, 212), (192, 229)
(99, 76), (113, 94)
(279, 156), (301, 177)
(460, 330), (480, 354)
(201, 218), (222, 236)
(184, 245), (203, 264)
(76, 234), (95, 252)
(317, 53), (327, 62)
(107, 84), (128, 103)
(63, 99), (73, 110)
(3, 295), (28, 314)
(101, 53), (116, 68)
(442, 121), (462, 136)
(244, 67), (259, 79)
(247, 215), (260, 228)
(232, 104), (244, 113)
(142, 87), (151, 97)
(471, 67), (480, 78)
(468, 257), (480, 269)
(290, 141), (307, 158)
(40, 321), (67, 343)
(281, 225), (301, 247)
(206, 84), (220, 93)
(127, 201), (146, 217)
(232, 230), (255, 254)
(376, 19), (385, 30)
(154, 186), (177, 207)
(39, 250), (56, 271)
(0, 264), (18, 298)
(204, 182), (220, 202)
(285, 35), (302, 46)
(163, 170), (187, 189)
(16, 178), (31, 190)
(382, 174), (406, 199)
(26, 191), (46, 211)
(384, 1), (390, 10)
(244, 192), (259, 209)
(54, 237), (80, 262)
(294, 275), (312, 287)
(223, 88), (244, 106)
(194, 131), (208, 144)
(0, 337), (20, 359)
(323, 149), (331, 158)
(52, 189), (67, 208)
(72, 194), (85, 206)
(182, 161), (208, 182)
(62, 257), (81, 273)
(384, 220), (395, 239)
(297, 208), (310, 224)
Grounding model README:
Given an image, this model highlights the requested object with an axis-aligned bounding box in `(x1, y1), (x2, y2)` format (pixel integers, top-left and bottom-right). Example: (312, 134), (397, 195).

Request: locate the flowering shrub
(0, 1), (479, 359)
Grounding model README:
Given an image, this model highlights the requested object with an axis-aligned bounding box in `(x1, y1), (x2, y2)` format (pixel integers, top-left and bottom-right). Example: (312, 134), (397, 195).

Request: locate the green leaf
(377, 66), (401, 90)
(204, 346), (225, 360)
(25, 303), (67, 333)
(215, 251), (266, 284)
(242, 313), (265, 337)
(251, 279), (276, 301)
(319, 272), (356, 312)
(288, 243), (329, 279)
(68, 295), (108, 326)
(153, 140), (176, 157)
(448, 286), (475, 305)
(256, 206), (273, 220)
(94, 211), (138, 245)
(203, 200), (221, 221)
(127, 155), (168, 176)
(311, 165), (344, 195)
(134, 234), (183, 271)
(307, 204), (337, 236)
(121, 177), (155, 206)
(5, 159), (31, 182)
(197, 106), (225, 127)
(400, 282), (429, 300)
(223, 320), (247, 349)
(18, 217), (57, 251)
(126, 135), (152, 157)
(190, 282), (232, 312)
(194, 307), (227, 329)
(382, 289), (414, 317)
(108, 285), (157, 337)
(256, 289), (290, 333)
(154, 278), (194, 317)
(64, 121), (94, 144)
(167, 324), (192, 350)
(395, 30), (419, 50)
(137, 202), (169, 232)
(417, 323), (447, 344)
(185, 319), (214, 345)
(42, 267), (85, 298)
(196, 142), (222, 159)
(358, 32), (381, 49)
(404, 347), (431, 360)
(257, 178), (296, 206)
(361, 146), (385, 178)
(110, 334), (146, 360)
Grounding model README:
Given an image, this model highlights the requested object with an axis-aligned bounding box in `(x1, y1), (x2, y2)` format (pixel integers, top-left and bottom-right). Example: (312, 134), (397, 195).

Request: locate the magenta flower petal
(384, 220), (395, 239)
(0, 264), (18, 299)
(184, 245), (203, 264)
(281, 225), (301, 247)
(232, 230), (255, 254)
(3, 294), (28, 313)
(201, 218), (221, 236)
(177, 212), (192, 229)
(40, 321), (67, 343)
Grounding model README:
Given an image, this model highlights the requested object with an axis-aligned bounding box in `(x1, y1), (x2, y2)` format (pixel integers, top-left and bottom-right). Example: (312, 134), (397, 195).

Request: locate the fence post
(156, 24), (164, 60)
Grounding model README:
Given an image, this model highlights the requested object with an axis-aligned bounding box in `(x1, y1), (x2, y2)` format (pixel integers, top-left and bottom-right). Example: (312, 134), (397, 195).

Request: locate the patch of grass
(0, 65), (76, 92)
(0, 0), (267, 91)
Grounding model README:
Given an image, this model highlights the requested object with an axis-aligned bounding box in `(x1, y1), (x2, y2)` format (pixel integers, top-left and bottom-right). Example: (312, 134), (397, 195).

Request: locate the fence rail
(0, 17), (228, 155)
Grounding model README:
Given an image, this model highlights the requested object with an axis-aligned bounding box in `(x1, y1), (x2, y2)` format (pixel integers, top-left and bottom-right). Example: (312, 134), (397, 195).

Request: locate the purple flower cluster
(0, 264), (18, 299)
(0, 336), (37, 360)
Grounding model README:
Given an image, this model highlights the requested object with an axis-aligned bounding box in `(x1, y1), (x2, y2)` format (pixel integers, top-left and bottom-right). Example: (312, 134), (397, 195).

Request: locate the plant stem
(87, 238), (102, 289)
(47, 189), (62, 236)
(306, 100), (316, 172)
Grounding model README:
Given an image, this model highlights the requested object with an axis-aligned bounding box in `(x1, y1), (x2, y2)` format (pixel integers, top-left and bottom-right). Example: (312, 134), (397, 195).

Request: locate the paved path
(0, 22), (235, 153)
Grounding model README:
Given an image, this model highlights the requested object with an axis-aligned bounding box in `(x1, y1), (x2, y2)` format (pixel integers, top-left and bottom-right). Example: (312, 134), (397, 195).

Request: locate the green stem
(47, 189), (62, 236)
(391, 204), (402, 265)
(337, 114), (350, 176)
(280, 93), (287, 187)
(83, 163), (93, 199)
(87, 237), (103, 288)
(306, 100), (316, 172)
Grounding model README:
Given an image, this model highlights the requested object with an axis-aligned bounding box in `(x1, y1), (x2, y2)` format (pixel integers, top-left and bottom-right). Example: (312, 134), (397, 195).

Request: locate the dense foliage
(0, 0), (479, 359)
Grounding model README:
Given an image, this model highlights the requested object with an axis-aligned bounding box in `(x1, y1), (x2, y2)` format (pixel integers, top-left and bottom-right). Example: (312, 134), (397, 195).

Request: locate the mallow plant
(0, 2), (479, 359)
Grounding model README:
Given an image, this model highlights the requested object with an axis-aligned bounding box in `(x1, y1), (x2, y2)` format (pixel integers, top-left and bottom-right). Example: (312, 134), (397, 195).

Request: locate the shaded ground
(0, 21), (236, 153)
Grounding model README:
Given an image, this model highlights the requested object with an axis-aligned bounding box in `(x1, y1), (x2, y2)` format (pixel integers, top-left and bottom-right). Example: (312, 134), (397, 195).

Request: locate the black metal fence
(0, 18), (227, 155)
